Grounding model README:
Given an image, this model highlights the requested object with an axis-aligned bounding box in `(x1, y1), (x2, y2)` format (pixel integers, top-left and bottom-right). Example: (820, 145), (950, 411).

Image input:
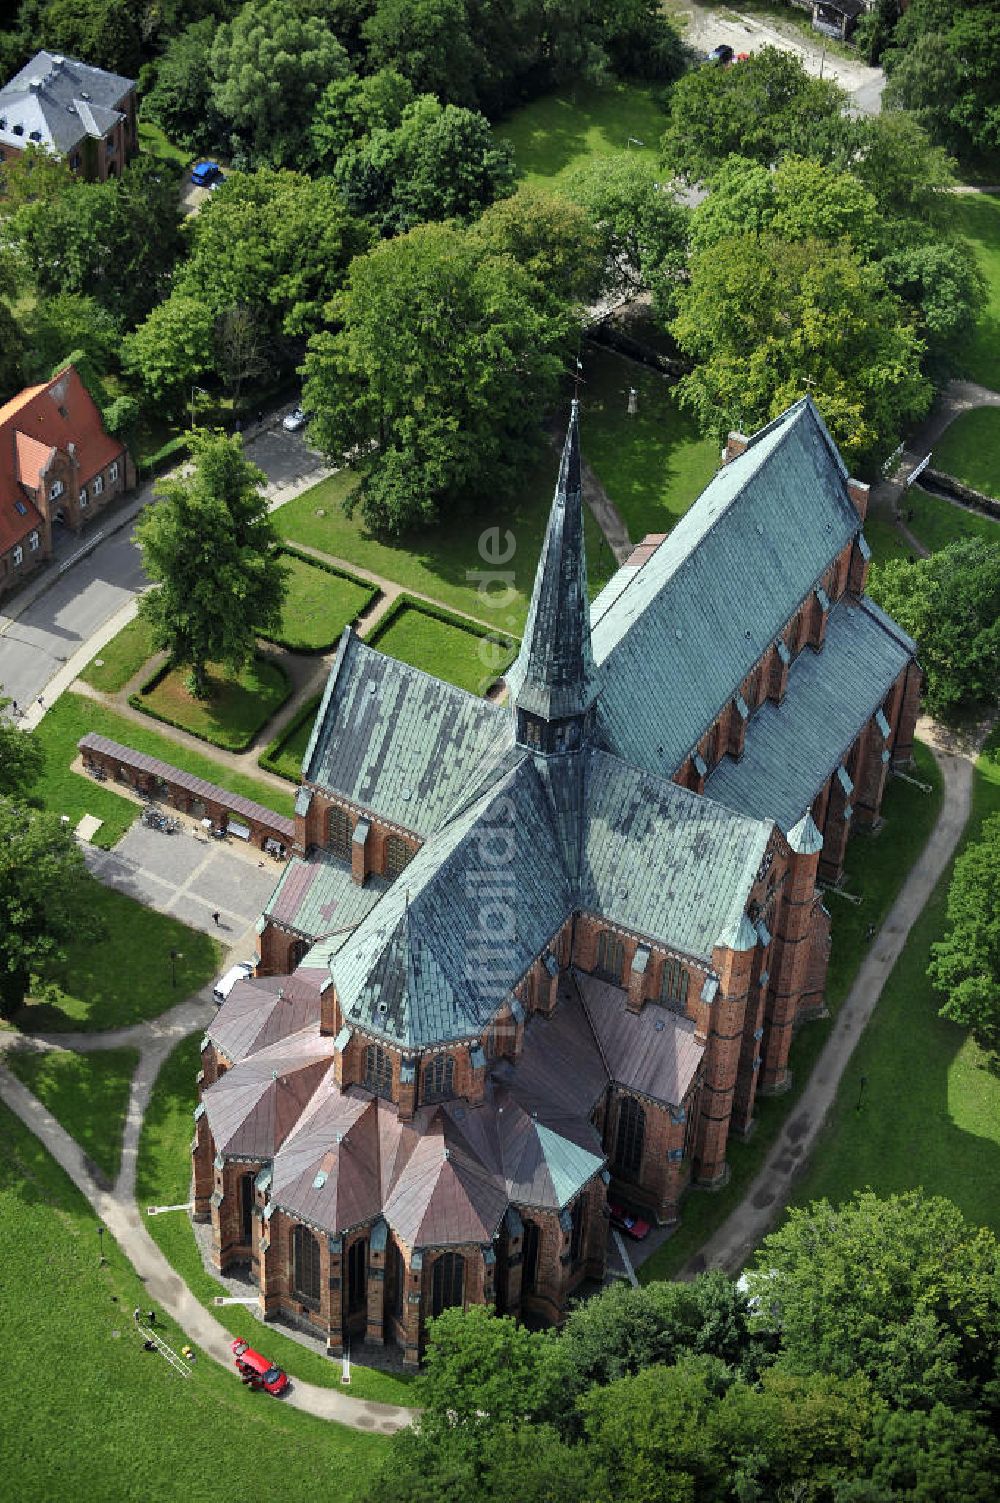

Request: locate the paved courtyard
(84, 822), (281, 942)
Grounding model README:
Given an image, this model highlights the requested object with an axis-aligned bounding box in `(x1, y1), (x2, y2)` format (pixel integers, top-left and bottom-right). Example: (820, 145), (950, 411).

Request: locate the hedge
(259, 691), (324, 783)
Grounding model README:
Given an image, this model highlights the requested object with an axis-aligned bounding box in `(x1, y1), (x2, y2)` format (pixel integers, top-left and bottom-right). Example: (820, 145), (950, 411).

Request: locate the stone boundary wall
(921, 468), (1000, 518)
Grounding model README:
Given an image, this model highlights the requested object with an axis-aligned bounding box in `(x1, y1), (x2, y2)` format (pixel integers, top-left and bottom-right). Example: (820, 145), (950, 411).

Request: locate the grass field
(138, 1036), (416, 1406)
(138, 119), (191, 170)
(956, 194), (1000, 391)
(34, 693), (295, 843)
(4, 1047), (138, 1182)
(789, 731), (1000, 1233)
(368, 598), (516, 696)
(496, 82), (668, 185)
(78, 615), (158, 693)
(12, 881), (221, 1033)
(276, 451), (614, 635)
(136, 656), (291, 752)
(640, 740), (944, 1281)
(863, 508), (911, 568)
(0, 1103), (386, 1502)
(261, 692), (322, 782)
(581, 348), (719, 542)
(264, 552), (376, 652)
(928, 409), (1000, 501)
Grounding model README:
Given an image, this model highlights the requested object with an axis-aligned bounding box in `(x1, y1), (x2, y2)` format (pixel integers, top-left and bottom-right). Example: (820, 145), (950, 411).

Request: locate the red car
(609, 1201), (652, 1240)
(231, 1338), (289, 1395)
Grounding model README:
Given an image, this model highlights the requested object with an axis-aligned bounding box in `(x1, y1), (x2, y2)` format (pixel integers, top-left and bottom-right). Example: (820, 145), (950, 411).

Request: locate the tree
(123, 295), (216, 412)
(23, 293), (121, 382)
(692, 155), (881, 259)
(173, 168), (371, 343)
(670, 233), (930, 474)
(562, 153), (688, 314)
(210, 0), (350, 165)
(0, 798), (104, 1018)
(213, 305), (267, 399)
(659, 46), (848, 184)
(860, 1403), (1000, 1503)
(879, 237), (985, 377)
(0, 694), (43, 798)
(746, 1190), (1000, 1415)
(362, 0), (480, 107)
(869, 539), (1000, 721)
(302, 221), (574, 534)
(143, 18), (222, 152)
(850, 111), (956, 228)
(470, 185), (603, 311)
(309, 67), (414, 170)
(333, 95), (516, 236)
(599, 0), (685, 83)
(927, 813), (1000, 1055)
(134, 431), (287, 697)
(414, 1306), (567, 1437)
(39, 0), (143, 77)
(883, 1), (1000, 160)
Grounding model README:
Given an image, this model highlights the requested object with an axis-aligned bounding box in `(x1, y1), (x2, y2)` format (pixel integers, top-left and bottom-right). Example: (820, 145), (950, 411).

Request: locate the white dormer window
(79, 487), (88, 507)
(13, 545), (23, 566)
(49, 479), (64, 501)
(29, 531), (39, 551)
(93, 475), (104, 496)
(109, 461), (119, 483)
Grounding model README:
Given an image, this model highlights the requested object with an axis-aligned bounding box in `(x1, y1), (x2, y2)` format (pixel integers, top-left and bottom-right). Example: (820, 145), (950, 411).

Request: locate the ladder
(135, 1316), (192, 1378)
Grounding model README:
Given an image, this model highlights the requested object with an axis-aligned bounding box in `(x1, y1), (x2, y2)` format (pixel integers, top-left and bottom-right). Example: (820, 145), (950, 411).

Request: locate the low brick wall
(78, 732), (295, 852)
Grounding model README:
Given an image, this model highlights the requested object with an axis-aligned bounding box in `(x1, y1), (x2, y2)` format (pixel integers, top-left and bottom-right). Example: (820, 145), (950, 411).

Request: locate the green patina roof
(264, 849), (389, 939)
(705, 596), (914, 832)
(304, 629), (510, 836)
(533, 1121), (605, 1207)
(590, 398), (861, 779)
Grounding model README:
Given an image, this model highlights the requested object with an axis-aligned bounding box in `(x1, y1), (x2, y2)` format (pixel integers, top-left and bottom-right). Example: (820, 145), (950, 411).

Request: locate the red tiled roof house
(0, 364), (134, 598)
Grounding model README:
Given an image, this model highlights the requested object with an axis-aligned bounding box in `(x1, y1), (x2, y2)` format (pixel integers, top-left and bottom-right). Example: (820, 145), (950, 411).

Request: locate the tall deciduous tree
(747, 1190), (1000, 1415)
(883, 0), (1000, 160)
(0, 693), (43, 797)
(210, 0), (350, 165)
(561, 154), (688, 314)
(362, 0), (480, 107)
(134, 431), (286, 698)
(123, 294), (216, 412)
(670, 233), (930, 473)
(143, 18), (222, 152)
(869, 539), (1000, 721)
(309, 67), (414, 170)
(302, 221), (575, 534)
(470, 186), (603, 312)
(0, 798), (104, 1018)
(928, 812), (1000, 1055)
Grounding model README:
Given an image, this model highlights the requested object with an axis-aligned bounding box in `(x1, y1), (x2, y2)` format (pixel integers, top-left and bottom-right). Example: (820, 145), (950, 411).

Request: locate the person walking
(212, 911), (221, 926)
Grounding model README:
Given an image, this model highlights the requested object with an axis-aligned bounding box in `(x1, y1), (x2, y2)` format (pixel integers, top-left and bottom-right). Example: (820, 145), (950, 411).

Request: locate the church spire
(507, 402), (598, 751)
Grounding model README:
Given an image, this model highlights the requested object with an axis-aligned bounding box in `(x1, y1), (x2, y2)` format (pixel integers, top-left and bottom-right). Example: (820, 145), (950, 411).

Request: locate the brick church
(193, 397), (920, 1365)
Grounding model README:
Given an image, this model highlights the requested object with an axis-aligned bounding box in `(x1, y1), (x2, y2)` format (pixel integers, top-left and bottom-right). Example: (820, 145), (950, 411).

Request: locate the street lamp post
(98, 1223), (106, 1265)
(169, 949), (183, 988)
(856, 1074), (868, 1112)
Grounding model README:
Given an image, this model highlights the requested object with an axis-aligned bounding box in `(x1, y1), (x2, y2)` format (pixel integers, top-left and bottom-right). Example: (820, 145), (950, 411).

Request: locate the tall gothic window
(292, 1224), (321, 1304)
(615, 1095), (645, 1181)
(364, 1043), (393, 1097)
(522, 1220), (540, 1294)
(288, 938), (308, 969)
(660, 958), (688, 1010)
(347, 1237), (368, 1313)
(431, 1252), (465, 1318)
(422, 1053), (454, 1104)
(385, 836), (411, 880)
(239, 1172), (255, 1244)
(389, 1238), (405, 1321)
(569, 1198), (586, 1266)
(595, 930), (624, 983)
(328, 805), (352, 859)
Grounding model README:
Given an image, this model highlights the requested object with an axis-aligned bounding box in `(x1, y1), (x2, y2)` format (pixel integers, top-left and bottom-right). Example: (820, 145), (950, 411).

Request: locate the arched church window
(431, 1251), (465, 1317)
(595, 930), (624, 983)
(292, 1224), (321, 1304)
(660, 958), (688, 1011)
(385, 836), (411, 880)
(422, 1053), (454, 1104)
(328, 805), (352, 859)
(347, 1237), (368, 1313)
(365, 1043), (393, 1098)
(614, 1095), (645, 1181)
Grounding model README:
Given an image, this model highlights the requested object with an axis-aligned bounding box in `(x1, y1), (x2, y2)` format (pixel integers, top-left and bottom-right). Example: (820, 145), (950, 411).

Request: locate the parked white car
(282, 405), (307, 433)
(212, 960), (255, 1005)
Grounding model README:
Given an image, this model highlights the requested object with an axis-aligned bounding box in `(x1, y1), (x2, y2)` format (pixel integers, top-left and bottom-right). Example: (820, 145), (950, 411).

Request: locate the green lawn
(581, 348), (720, 542)
(78, 614), (158, 693)
(138, 119), (192, 169)
(956, 194), (1000, 390)
(368, 598), (516, 696)
(262, 692), (322, 782)
(12, 881), (221, 1034)
(135, 655), (291, 752)
(276, 452), (614, 636)
(927, 409), (1000, 500)
(33, 692), (295, 846)
(138, 1036), (416, 1407)
(791, 731), (1000, 1233)
(863, 508), (911, 568)
(4, 1047), (138, 1183)
(265, 552), (376, 653)
(0, 1103), (386, 1502)
(496, 82), (668, 186)
(640, 740), (945, 1281)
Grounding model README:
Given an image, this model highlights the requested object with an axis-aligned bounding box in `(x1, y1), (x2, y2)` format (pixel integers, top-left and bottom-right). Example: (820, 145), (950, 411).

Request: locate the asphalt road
(0, 422), (328, 712)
